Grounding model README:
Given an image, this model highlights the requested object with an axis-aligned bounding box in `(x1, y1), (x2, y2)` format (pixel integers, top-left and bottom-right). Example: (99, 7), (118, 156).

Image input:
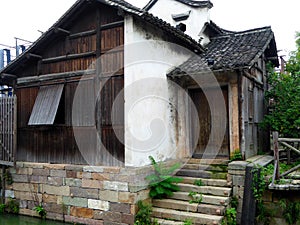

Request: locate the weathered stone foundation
(1, 161), (161, 225)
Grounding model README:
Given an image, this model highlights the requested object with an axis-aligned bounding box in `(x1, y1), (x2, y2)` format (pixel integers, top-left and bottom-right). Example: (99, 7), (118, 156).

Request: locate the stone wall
(228, 155), (273, 224)
(262, 188), (300, 225)
(2, 161), (158, 225)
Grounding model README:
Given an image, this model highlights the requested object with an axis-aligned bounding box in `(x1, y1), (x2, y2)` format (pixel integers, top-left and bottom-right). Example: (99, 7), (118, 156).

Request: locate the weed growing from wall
(146, 156), (183, 199)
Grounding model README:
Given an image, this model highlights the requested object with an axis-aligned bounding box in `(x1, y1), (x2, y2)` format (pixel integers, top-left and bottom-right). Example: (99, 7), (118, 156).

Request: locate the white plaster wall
(146, 0), (211, 42)
(124, 15), (193, 167)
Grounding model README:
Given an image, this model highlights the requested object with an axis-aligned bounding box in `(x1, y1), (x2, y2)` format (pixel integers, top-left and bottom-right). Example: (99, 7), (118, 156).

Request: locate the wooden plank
(42, 51), (96, 64)
(273, 132), (280, 180)
(28, 84), (64, 125)
(280, 142), (300, 155)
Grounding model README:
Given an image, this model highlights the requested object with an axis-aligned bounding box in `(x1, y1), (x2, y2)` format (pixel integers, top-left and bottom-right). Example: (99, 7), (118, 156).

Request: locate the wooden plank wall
(0, 96), (17, 166)
(15, 3), (124, 166)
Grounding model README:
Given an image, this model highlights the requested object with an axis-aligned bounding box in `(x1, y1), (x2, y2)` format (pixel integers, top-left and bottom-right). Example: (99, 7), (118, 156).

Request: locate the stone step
(152, 207), (223, 225)
(154, 218), (184, 225)
(175, 176), (231, 187)
(176, 169), (227, 180)
(169, 192), (230, 206)
(152, 199), (225, 216)
(178, 183), (231, 197)
(187, 158), (229, 165)
(182, 164), (228, 172)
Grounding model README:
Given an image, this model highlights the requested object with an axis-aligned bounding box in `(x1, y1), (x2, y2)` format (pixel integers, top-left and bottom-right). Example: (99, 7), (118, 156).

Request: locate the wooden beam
(69, 30), (96, 39)
(54, 27), (70, 35)
(280, 164), (300, 178)
(278, 138), (300, 142)
(17, 69), (96, 85)
(42, 51), (96, 64)
(100, 21), (124, 30)
(273, 131), (280, 180)
(0, 73), (17, 79)
(26, 53), (42, 59)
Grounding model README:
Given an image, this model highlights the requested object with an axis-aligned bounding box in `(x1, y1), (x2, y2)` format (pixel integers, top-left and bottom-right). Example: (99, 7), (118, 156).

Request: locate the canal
(0, 214), (71, 225)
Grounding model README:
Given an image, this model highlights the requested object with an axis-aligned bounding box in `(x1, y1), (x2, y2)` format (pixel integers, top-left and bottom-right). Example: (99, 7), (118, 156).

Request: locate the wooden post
(273, 132), (280, 180)
(1, 166), (5, 204)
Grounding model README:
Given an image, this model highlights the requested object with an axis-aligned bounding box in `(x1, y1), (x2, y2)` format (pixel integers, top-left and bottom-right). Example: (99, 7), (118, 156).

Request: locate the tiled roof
(169, 26), (279, 75)
(0, 0), (204, 75)
(143, 0), (213, 11)
(175, 0), (213, 8)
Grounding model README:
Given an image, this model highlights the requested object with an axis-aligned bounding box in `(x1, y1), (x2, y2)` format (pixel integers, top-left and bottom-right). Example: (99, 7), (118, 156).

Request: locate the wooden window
(28, 84), (64, 125)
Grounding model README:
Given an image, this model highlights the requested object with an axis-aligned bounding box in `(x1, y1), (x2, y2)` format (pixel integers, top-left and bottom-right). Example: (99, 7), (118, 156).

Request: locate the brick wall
(2, 162), (157, 225)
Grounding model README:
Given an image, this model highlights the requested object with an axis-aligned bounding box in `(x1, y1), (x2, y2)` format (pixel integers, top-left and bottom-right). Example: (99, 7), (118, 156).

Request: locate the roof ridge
(210, 26), (272, 40)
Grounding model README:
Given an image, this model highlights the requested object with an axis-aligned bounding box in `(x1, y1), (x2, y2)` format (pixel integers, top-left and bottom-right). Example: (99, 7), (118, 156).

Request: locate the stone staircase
(152, 158), (232, 225)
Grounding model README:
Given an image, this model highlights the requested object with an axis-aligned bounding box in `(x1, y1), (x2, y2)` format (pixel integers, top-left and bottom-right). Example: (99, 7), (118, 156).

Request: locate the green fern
(146, 156), (183, 199)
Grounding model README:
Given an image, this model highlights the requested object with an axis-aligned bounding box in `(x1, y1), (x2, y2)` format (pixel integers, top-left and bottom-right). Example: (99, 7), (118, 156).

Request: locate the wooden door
(190, 87), (229, 158)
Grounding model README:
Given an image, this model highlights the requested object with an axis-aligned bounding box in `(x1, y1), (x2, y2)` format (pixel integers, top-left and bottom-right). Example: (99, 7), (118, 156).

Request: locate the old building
(0, 0), (278, 224)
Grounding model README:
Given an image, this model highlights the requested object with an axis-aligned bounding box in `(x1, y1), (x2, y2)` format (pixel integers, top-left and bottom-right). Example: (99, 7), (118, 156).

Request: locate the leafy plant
(193, 179), (203, 186)
(231, 196), (238, 210)
(188, 191), (202, 204)
(5, 198), (19, 214)
(183, 218), (193, 225)
(230, 150), (243, 161)
(146, 156), (183, 199)
(221, 207), (237, 225)
(33, 204), (47, 219)
(279, 199), (300, 225)
(3, 170), (13, 185)
(261, 32), (300, 138)
(0, 203), (6, 214)
(134, 201), (159, 225)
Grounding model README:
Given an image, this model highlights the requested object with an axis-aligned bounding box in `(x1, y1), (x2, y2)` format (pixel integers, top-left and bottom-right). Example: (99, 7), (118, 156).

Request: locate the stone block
(16, 162), (24, 168)
(104, 181), (128, 192)
(14, 191), (42, 201)
(43, 194), (57, 204)
(83, 172), (92, 179)
(70, 207), (94, 219)
(110, 203), (130, 214)
(19, 208), (36, 217)
(103, 211), (122, 222)
(65, 165), (84, 171)
(103, 167), (121, 174)
(118, 192), (137, 204)
(32, 168), (50, 176)
(8, 167), (16, 174)
(122, 213), (135, 225)
(228, 161), (249, 170)
(42, 184), (70, 196)
(83, 166), (104, 173)
(12, 174), (29, 183)
(70, 187), (99, 199)
(65, 215), (103, 225)
(65, 178), (82, 187)
(66, 170), (77, 178)
(88, 199), (109, 211)
(82, 179), (103, 189)
(13, 183), (38, 192)
(92, 173), (110, 181)
(5, 190), (15, 198)
(63, 196), (88, 208)
(23, 162), (46, 169)
(44, 164), (66, 170)
(30, 175), (48, 184)
(44, 203), (64, 214)
(94, 210), (105, 220)
(16, 167), (33, 175)
(99, 190), (118, 202)
(19, 200), (27, 208)
(46, 212), (64, 221)
(47, 177), (64, 186)
(232, 175), (245, 186)
(50, 169), (67, 178)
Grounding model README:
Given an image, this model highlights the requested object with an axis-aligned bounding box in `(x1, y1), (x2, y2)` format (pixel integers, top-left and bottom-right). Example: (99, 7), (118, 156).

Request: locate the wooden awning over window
(28, 84), (64, 125)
